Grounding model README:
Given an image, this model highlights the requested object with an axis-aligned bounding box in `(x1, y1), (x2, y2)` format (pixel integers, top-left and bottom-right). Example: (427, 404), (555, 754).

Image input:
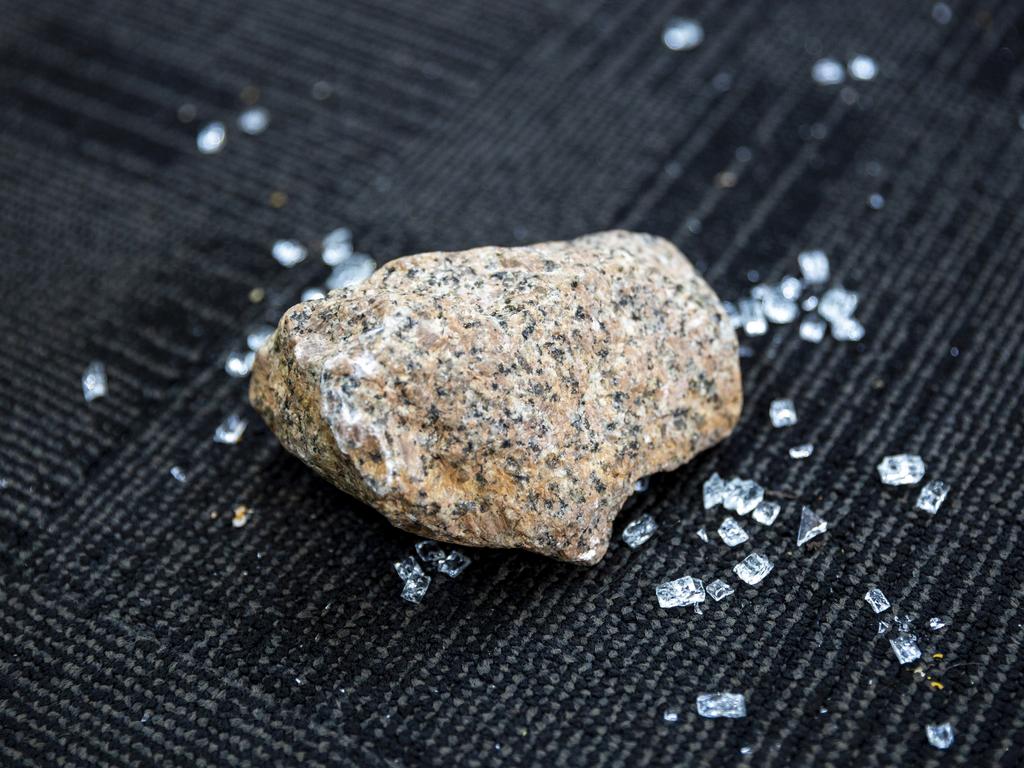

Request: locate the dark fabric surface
(2, 0), (1023, 765)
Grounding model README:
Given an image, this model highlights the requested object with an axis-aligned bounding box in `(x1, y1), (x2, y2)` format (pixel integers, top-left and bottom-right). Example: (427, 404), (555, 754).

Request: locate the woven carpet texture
(2, 0), (1023, 765)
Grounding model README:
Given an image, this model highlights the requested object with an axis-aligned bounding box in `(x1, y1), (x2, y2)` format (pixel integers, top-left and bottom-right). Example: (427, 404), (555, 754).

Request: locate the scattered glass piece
(623, 514), (658, 548)
(927, 616), (950, 631)
(752, 500), (780, 526)
(892, 612), (914, 633)
(830, 316), (865, 342)
(733, 552), (773, 585)
(801, 295), (819, 312)
(878, 618), (891, 635)
(817, 287), (859, 323)
(322, 227), (354, 266)
(213, 413), (248, 444)
(703, 472), (726, 509)
(799, 316), (827, 344)
(224, 350), (256, 378)
(301, 287), (326, 301)
(889, 633), (922, 664)
(769, 399), (798, 428)
(196, 121), (226, 154)
(246, 325), (275, 352)
(634, 476), (650, 493)
(740, 746), (753, 755)
(796, 506), (826, 546)
(848, 55), (878, 81)
(237, 106), (270, 135)
(926, 722), (954, 750)
(738, 298), (767, 336)
(231, 504), (251, 528)
(722, 301), (741, 329)
(916, 480), (949, 514)
(789, 443), (814, 460)
(812, 58), (845, 85)
(414, 540), (447, 564)
(326, 253), (376, 289)
(717, 517), (749, 547)
(696, 692), (746, 719)
(272, 239), (308, 268)
(401, 572), (431, 603)
(169, 466), (187, 483)
(394, 556), (423, 581)
(693, 603), (704, 616)
(931, 2), (952, 24)
(82, 361), (108, 402)
(722, 478), (764, 516)
(662, 709), (679, 723)
(656, 575), (706, 608)
(696, 527), (710, 543)
(779, 275), (803, 301)
(864, 587), (891, 614)
(761, 286), (800, 324)
(798, 249), (830, 284)
(877, 454), (926, 486)
(662, 18), (704, 51)
(706, 579), (734, 602)
(437, 551), (471, 577)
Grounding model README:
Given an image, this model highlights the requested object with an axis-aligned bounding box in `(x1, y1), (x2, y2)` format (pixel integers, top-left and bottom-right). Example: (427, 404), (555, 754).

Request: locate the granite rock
(250, 230), (741, 564)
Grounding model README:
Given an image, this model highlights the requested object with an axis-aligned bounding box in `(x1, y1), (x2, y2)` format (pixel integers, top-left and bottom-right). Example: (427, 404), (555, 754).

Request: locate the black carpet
(2, 1), (1023, 765)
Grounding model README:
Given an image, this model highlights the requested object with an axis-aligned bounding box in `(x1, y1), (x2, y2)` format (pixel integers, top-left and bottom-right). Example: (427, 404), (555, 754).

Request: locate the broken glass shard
(817, 287), (859, 323)
(752, 500), (780, 526)
(322, 227), (354, 266)
(738, 298), (767, 336)
(769, 399), (798, 428)
(696, 692), (746, 719)
(830, 316), (865, 342)
(703, 472), (726, 509)
(798, 249), (830, 284)
(733, 552), (773, 585)
(889, 633), (921, 664)
(662, 709), (679, 723)
(789, 443), (814, 459)
(877, 454), (926, 486)
(213, 413), (248, 444)
(326, 253), (376, 289)
(720, 478), (762, 516)
(797, 506), (826, 546)
(237, 106), (270, 135)
(196, 121), (226, 154)
(622, 514), (658, 548)
(414, 540), (447, 565)
(656, 576), (706, 608)
(394, 556), (423, 581)
(437, 551), (471, 577)
(892, 612), (914, 633)
(812, 58), (845, 85)
(761, 286), (800, 324)
(662, 18), (704, 51)
(246, 325), (275, 352)
(864, 587), (891, 614)
(799, 316), (827, 344)
(272, 239), (307, 268)
(927, 616), (950, 631)
(916, 480), (949, 514)
(878, 618), (891, 635)
(779, 275), (803, 301)
(801, 295), (819, 312)
(401, 572), (431, 603)
(706, 579), (734, 602)
(717, 517), (749, 547)
(169, 466), (187, 483)
(926, 722), (954, 750)
(82, 361), (108, 402)
(696, 527), (710, 542)
(224, 350), (256, 378)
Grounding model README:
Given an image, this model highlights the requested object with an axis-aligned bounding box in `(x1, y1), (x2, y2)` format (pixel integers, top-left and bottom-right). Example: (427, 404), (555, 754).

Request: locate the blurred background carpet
(2, 0), (1023, 765)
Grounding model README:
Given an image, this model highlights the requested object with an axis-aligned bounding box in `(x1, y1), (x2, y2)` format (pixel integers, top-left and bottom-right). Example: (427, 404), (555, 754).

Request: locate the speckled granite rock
(250, 230), (741, 564)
